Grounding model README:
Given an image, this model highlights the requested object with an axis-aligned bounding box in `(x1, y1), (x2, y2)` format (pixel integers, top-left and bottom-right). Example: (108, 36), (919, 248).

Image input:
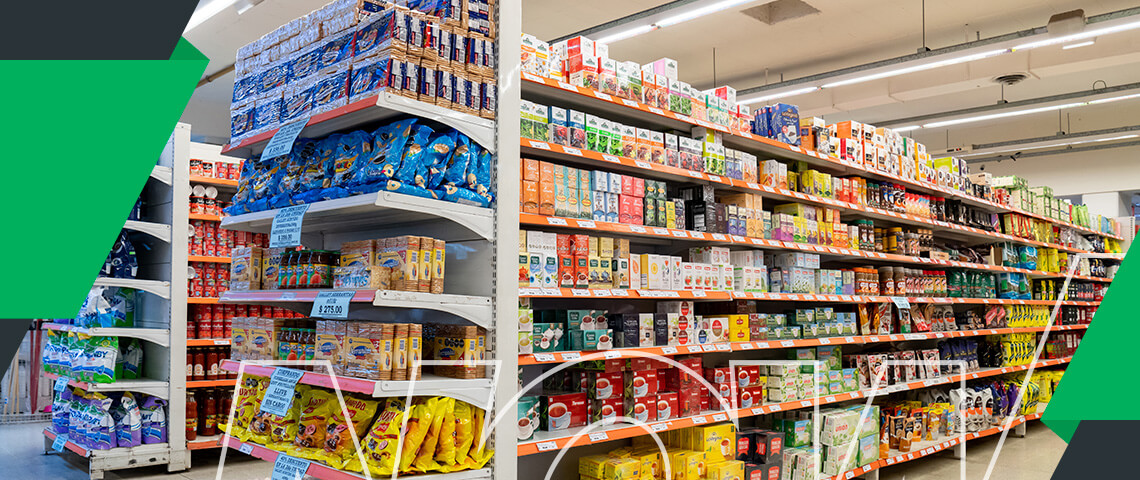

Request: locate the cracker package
(290, 388), (336, 460)
(320, 395), (381, 469)
(344, 322), (382, 380)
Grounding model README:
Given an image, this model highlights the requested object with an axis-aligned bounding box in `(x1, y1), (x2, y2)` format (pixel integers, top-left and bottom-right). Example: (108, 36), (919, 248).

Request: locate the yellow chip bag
(413, 397), (454, 472)
(248, 384), (306, 449)
(230, 375), (268, 439)
(399, 397), (438, 472)
(463, 406), (493, 470)
(320, 395), (381, 469)
(352, 398), (406, 476)
(433, 402), (458, 466)
(452, 401), (474, 463)
(290, 388), (335, 460)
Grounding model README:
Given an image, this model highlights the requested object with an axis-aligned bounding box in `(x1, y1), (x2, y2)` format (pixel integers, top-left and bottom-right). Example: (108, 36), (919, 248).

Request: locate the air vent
(741, 0), (820, 25)
(992, 73), (1029, 86)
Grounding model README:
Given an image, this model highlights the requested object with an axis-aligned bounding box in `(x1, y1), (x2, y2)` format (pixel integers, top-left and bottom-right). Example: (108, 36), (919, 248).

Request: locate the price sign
(602, 154), (620, 163)
(819, 338), (831, 344)
(604, 351), (622, 359)
(701, 344), (716, 352)
(635, 161), (652, 169)
(261, 368), (304, 417)
(622, 99), (639, 107)
(594, 92), (613, 101)
(561, 352), (580, 361)
(610, 289), (629, 296)
(239, 443), (255, 454)
(279, 291), (297, 301)
(270, 204), (310, 248)
(546, 217), (568, 226)
(780, 340), (795, 347)
(891, 297), (911, 309)
(577, 220), (596, 229)
(629, 225), (647, 233)
(262, 116), (309, 159)
(651, 423), (668, 432)
(536, 441), (558, 452)
(825, 396), (836, 403)
(589, 432), (609, 442)
(310, 291), (355, 319)
(533, 353), (555, 362)
(661, 347), (678, 355)
(687, 346), (703, 353)
(571, 289), (591, 297)
(708, 175), (721, 183)
(691, 416), (708, 424)
(716, 344), (731, 351)
(712, 413), (728, 422)
(594, 289), (612, 296)
(214, 339), (230, 345)
(671, 230), (688, 238)
(689, 231), (705, 239)
(693, 290), (707, 297)
(752, 408), (765, 415)
(54, 376), (70, 392)
(800, 401), (812, 408)
(271, 454), (311, 480)
(557, 81), (575, 90)
(51, 434), (68, 452)
(846, 471), (855, 479)
(563, 147), (582, 156)
(755, 342), (769, 349)
(844, 337), (855, 343)
(649, 107), (665, 115)
(528, 141), (550, 150)
(653, 227), (669, 235)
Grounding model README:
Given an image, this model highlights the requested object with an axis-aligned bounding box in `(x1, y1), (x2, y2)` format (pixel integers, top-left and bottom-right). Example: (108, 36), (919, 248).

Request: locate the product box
(625, 369), (659, 398)
(540, 391), (588, 431)
(230, 246), (264, 290)
(625, 394), (655, 423)
(692, 423), (737, 463)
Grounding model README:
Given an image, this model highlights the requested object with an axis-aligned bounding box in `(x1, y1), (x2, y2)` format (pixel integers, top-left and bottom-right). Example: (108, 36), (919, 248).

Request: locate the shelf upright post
(496, 1), (522, 479)
(167, 122), (192, 471)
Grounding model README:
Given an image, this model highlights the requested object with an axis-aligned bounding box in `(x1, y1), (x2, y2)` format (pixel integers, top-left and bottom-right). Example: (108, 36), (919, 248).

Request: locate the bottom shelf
(43, 428), (173, 476)
(188, 435), (224, 450)
(224, 436), (492, 480)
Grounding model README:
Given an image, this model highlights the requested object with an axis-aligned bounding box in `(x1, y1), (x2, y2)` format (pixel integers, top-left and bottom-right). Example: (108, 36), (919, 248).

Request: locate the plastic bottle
(186, 394), (198, 441)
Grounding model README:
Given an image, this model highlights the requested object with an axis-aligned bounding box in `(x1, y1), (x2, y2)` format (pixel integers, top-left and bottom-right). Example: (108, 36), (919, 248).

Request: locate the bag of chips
(451, 401), (474, 463)
(354, 119), (418, 187)
(290, 388), (336, 460)
(231, 375), (267, 439)
(320, 394), (381, 469)
(393, 124), (434, 185)
(270, 140), (318, 208)
(464, 405), (492, 469)
(351, 398), (406, 476)
(398, 397), (439, 471)
(418, 131), (457, 188)
(248, 384), (306, 449)
(330, 131), (373, 189)
(412, 397), (453, 472)
(433, 400), (458, 466)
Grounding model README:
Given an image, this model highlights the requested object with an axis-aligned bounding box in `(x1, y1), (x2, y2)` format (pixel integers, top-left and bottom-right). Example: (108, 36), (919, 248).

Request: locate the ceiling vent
(741, 0), (820, 25)
(992, 73), (1030, 86)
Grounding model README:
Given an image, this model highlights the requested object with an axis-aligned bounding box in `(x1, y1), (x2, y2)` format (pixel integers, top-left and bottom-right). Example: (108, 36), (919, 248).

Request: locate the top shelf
(189, 174), (238, 188)
(222, 92), (496, 156)
(520, 74), (1122, 241)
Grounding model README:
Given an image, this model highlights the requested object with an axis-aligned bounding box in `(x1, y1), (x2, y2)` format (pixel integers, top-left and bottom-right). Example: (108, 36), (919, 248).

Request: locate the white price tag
(716, 344), (731, 351)
(239, 443), (255, 454)
(270, 204), (309, 248)
(261, 368), (305, 417)
(271, 454), (311, 480)
(604, 351), (622, 359)
(653, 227), (669, 235)
(651, 423), (668, 432)
(769, 404), (782, 411)
(691, 416), (708, 424)
(869, 336), (880, 342)
(621, 99), (639, 107)
(819, 338), (831, 344)
(594, 289), (612, 296)
(635, 161), (652, 169)
(755, 342), (769, 349)
(310, 290), (355, 319)
(528, 140), (550, 149)
(752, 408), (765, 415)
(800, 401), (812, 408)
(846, 471), (855, 479)
(214, 339), (229, 345)
(571, 289), (591, 297)
(261, 116), (309, 159)
(546, 217), (568, 226)
(693, 290), (707, 297)
(577, 220), (596, 229)
(712, 413), (728, 422)
(747, 182), (760, 189)
(687, 346), (703, 353)
(610, 289), (629, 296)
(671, 230), (688, 238)
(533, 353), (555, 362)
(628, 225), (647, 234)
(51, 434), (67, 452)
(708, 175), (722, 183)
(536, 441), (558, 452)
(891, 296), (911, 310)
(561, 352), (580, 361)
(701, 345), (716, 352)
(563, 147), (582, 156)
(54, 376), (70, 392)
(594, 92), (613, 101)
(780, 340), (795, 347)
(662, 347), (678, 355)
(649, 107), (665, 115)
(602, 154), (620, 163)
(279, 291), (297, 301)
(687, 231), (705, 239)
(557, 81), (575, 90)
(589, 432), (609, 442)
(825, 396), (836, 403)
(844, 337), (855, 343)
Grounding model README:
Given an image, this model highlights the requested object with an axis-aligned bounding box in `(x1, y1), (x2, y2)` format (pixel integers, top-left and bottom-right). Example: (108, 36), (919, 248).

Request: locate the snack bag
(451, 401), (474, 465)
(466, 405), (491, 468)
(393, 124), (435, 185)
(270, 140), (318, 208)
(291, 388), (336, 460)
(226, 159), (258, 214)
(418, 131), (457, 188)
(353, 398), (407, 476)
(331, 130), (373, 189)
(383, 178), (440, 200)
(232, 375), (268, 439)
(427, 133), (472, 189)
(433, 401), (458, 467)
(140, 396), (168, 444)
(412, 397), (454, 472)
(293, 137), (336, 204)
(399, 397), (439, 471)
(354, 119), (418, 187)
(320, 395), (381, 469)
(248, 384), (306, 449)
(435, 183), (490, 207)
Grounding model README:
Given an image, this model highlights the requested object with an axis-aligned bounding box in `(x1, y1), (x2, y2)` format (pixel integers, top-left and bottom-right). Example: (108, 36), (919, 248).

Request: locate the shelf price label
(262, 115), (310, 159)
(271, 454), (311, 480)
(54, 376), (71, 392)
(51, 434), (68, 452)
(891, 297), (911, 310)
(536, 441), (558, 452)
(239, 443), (255, 454)
(589, 432), (609, 442)
(310, 291), (355, 319)
(270, 204), (310, 248)
(261, 368), (305, 417)
(533, 353), (556, 362)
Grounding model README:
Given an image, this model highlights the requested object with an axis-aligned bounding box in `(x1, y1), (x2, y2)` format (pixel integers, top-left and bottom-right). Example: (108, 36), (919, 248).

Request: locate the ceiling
(182, 0), (1140, 164)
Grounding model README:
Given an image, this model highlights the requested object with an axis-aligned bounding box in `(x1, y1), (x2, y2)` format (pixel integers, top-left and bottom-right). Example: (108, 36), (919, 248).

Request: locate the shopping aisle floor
(0, 422), (269, 479)
(881, 421), (1066, 479)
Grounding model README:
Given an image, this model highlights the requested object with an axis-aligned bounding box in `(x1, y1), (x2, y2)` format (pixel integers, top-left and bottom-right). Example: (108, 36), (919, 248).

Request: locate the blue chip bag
(289, 48), (321, 84)
(435, 184), (491, 207)
(431, 134), (475, 189)
(282, 83), (315, 122)
(384, 179), (439, 200)
(292, 137), (336, 203)
(354, 119), (417, 186)
(226, 159), (258, 215)
(251, 156), (285, 201)
(468, 148), (493, 197)
(258, 61), (291, 93)
(393, 124), (434, 184)
(318, 34), (354, 72)
(270, 139), (318, 208)
(325, 131), (373, 200)
(418, 130), (457, 188)
(348, 58), (390, 104)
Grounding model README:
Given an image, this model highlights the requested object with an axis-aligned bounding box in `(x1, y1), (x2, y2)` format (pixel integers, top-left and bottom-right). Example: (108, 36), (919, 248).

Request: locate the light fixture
(1012, 18), (1140, 50)
(184, 0), (242, 33)
(738, 86), (821, 105)
(655, 0), (757, 27)
(960, 134), (1140, 157)
(234, 0), (264, 15)
(596, 25), (658, 45)
(919, 92), (1140, 129)
(1062, 39), (1096, 49)
(820, 49), (1010, 89)
(892, 125), (921, 132)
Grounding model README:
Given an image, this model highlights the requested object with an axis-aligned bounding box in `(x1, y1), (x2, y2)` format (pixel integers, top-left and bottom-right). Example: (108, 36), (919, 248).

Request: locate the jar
(207, 348), (219, 380)
(306, 250), (337, 288)
(895, 268), (907, 296)
(887, 227), (903, 254)
(193, 350), (206, 381)
(279, 251), (295, 289)
(878, 266), (894, 295)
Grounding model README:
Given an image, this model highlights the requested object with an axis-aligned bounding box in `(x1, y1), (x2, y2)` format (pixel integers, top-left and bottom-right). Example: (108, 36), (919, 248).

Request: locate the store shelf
(187, 379), (237, 388)
(189, 175), (239, 187)
(521, 139), (1097, 254)
(43, 428), (173, 475)
(188, 255), (231, 263)
(221, 191), (494, 241)
(220, 360), (493, 406)
(187, 338), (231, 347)
(520, 286), (1099, 306)
(124, 220), (172, 243)
(41, 323), (172, 347)
(43, 428), (91, 457)
(93, 277), (171, 299)
(374, 290), (493, 329)
(188, 297), (219, 304)
(520, 287), (732, 300)
(188, 213), (222, 222)
(223, 92), (496, 155)
(220, 288), (377, 305)
(43, 372), (171, 399)
(224, 436), (492, 480)
(521, 213), (1107, 282)
(519, 324), (1089, 365)
(516, 357), (1070, 455)
(520, 74), (1122, 241)
(150, 165), (173, 186)
(187, 435), (224, 450)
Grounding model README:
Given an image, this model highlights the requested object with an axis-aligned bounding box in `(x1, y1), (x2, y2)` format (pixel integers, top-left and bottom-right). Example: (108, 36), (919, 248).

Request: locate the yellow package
(319, 394), (381, 469)
(433, 401), (458, 466)
(290, 388), (335, 460)
(467, 406), (490, 467)
(230, 375), (267, 438)
(352, 398), (406, 476)
(248, 384), (306, 449)
(399, 398), (439, 472)
(413, 397), (454, 472)
(452, 401), (475, 462)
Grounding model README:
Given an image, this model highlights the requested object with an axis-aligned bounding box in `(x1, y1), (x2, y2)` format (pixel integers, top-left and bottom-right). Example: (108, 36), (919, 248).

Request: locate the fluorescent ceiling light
(596, 25), (658, 44)
(656, 0), (757, 27)
(820, 49), (1010, 89)
(960, 134), (1140, 157)
(738, 86), (821, 105)
(893, 125), (921, 132)
(1062, 39), (1096, 49)
(1012, 19), (1140, 50)
(924, 102), (1085, 128)
(184, 0), (240, 32)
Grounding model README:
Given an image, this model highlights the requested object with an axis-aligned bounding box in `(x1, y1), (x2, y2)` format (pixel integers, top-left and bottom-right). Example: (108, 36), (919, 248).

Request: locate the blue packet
(353, 15), (394, 60)
(354, 119), (417, 186)
(318, 34), (354, 72)
(468, 148), (493, 198)
(393, 124), (434, 184)
(281, 83), (315, 122)
(257, 61), (291, 93)
(230, 105), (255, 143)
(432, 134), (475, 189)
(251, 156), (285, 201)
(270, 139), (318, 208)
(436, 184), (491, 207)
(331, 130), (372, 187)
(253, 94), (283, 132)
(418, 131), (457, 188)
(232, 76), (256, 106)
(289, 48), (321, 84)
(292, 136), (337, 203)
(312, 70), (349, 111)
(383, 179), (439, 200)
(226, 159), (258, 214)
(348, 58), (390, 103)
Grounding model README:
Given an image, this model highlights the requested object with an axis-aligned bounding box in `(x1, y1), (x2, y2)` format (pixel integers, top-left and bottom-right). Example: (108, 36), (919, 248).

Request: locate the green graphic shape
(0, 39), (207, 318)
(1043, 248), (1136, 442)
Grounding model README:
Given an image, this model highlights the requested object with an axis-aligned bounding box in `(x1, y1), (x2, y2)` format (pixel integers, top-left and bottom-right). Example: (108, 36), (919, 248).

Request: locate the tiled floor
(1, 421), (1066, 479)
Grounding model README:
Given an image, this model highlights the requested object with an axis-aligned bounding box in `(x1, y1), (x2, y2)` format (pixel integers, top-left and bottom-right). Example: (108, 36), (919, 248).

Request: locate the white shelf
(150, 165), (173, 186)
(377, 92), (496, 153)
(92, 277), (171, 299)
(374, 290), (493, 329)
(221, 191), (494, 241)
(123, 220), (172, 243)
(225, 436), (491, 480)
(42, 323), (171, 347)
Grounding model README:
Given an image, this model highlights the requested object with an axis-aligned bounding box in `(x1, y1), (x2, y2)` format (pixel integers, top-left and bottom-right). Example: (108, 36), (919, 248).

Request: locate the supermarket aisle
(0, 422), (269, 479)
(881, 421), (1066, 479)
